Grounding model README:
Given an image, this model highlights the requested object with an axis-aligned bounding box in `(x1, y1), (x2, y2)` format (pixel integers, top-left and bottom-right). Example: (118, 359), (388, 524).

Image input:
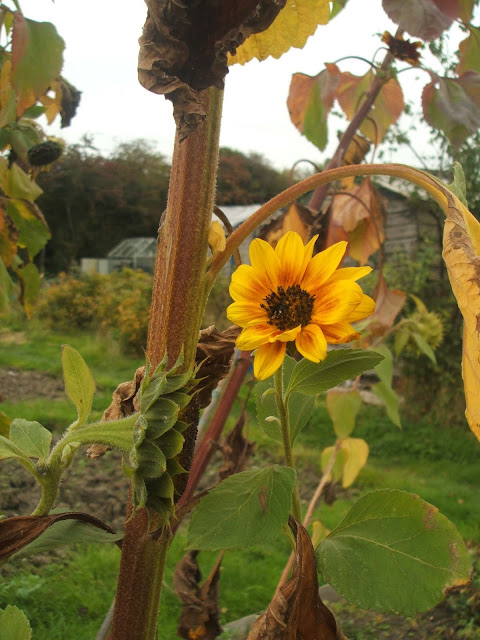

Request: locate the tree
(36, 139), (170, 273)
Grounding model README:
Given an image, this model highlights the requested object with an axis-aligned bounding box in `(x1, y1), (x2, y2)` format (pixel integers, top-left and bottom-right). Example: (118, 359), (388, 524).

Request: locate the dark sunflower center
(260, 284), (315, 331)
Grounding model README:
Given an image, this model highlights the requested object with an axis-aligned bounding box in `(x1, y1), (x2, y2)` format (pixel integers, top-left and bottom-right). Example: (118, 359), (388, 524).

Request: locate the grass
(1, 320), (479, 638)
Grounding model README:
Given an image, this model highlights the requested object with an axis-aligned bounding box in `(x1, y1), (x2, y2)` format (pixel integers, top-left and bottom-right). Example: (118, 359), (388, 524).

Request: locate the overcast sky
(22, 0), (465, 170)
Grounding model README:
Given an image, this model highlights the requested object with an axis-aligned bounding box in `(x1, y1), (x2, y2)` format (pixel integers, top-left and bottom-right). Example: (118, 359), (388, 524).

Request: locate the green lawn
(0, 322), (478, 638)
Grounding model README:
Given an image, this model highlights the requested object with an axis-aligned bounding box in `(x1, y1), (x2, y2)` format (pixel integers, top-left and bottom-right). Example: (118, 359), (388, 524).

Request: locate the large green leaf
(11, 14), (64, 114)
(287, 349), (384, 395)
(8, 418), (51, 460)
(187, 465), (296, 551)
(61, 345), (96, 425)
(317, 489), (472, 615)
(0, 605), (32, 640)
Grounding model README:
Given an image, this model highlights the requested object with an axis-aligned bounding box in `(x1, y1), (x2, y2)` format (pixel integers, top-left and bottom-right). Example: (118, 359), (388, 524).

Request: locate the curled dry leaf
(138, 0), (286, 139)
(327, 178), (385, 265)
(0, 511), (120, 561)
(259, 202), (315, 247)
(173, 550), (223, 640)
(364, 273), (406, 340)
(441, 185), (480, 441)
(196, 325), (240, 409)
(218, 411), (255, 481)
(248, 517), (341, 639)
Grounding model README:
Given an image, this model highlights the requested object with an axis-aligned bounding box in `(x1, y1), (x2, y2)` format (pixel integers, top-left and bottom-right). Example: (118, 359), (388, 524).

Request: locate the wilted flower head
(227, 231), (376, 380)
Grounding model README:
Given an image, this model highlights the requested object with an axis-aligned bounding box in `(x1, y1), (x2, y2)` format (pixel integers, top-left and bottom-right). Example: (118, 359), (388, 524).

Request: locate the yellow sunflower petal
(236, 323), (277, 350)
(226, 301), (269, 328)
(295, 324), (328, 362)
(249, 238), (281, 289)
(301, 241), (348, 292)
(229, 264), (269, 303)
(254, 341), (287, 380)
(269, 325), (302, 343)
(322, 322), (360, 344)
(327, 266), (372, 283)
(275, 231), (309, 286)
(312, 281), (363, 326)
(348, 294), (376, 322)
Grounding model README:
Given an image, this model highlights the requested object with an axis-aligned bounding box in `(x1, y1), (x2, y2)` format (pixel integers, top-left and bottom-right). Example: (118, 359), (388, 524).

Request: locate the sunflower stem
(274, 366), (302, 522)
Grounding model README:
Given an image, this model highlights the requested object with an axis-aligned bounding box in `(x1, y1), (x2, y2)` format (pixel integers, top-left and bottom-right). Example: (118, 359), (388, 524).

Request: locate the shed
(80, 237), (157, 274)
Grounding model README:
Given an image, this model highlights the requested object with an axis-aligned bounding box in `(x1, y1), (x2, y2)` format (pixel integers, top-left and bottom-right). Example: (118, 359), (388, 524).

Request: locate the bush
(37, 269), (152, 354)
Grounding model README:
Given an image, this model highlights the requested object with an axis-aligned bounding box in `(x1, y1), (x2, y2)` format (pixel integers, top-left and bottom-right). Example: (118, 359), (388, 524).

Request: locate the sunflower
(226, 231), (376, 380)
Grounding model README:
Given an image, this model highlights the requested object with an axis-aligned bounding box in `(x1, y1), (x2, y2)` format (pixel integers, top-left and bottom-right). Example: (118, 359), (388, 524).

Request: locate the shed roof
(107, 237), (157, 258)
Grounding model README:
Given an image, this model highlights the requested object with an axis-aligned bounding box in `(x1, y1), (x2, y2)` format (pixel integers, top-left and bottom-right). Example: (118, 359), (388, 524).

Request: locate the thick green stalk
(110, 86), (224, 640)
(274, 367), (302, 522)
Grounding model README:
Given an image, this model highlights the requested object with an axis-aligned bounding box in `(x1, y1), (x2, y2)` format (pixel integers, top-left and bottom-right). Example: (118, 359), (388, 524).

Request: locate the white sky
(21, 0), (465, 170)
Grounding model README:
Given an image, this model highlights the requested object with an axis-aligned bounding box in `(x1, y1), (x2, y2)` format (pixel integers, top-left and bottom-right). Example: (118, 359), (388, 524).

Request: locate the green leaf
(372, 345), (393, 386)
(287, 65), (341, 151)
(287, 349), (384, 395)
(0, 88), (17, 128)
(155, 428), (184, 459)
(22, 105), (46, 119)
(132, 440), (167, 478)
(458, 26), (480, 76)
(446, 162), (468, 207)
(8, 418), (51, 460)
(255, 377), (282, 443)
(187, 465), (296, 551)
(0, 257), (14, 313)
(5, 165), (42, 200)
(412, 332), (437, 364)
(11, 14), (64, 114)
(0, 435), (30, 461)
(144, 398), (179, 438)
(0, 410), (11, 438)
(12, 519), (122, 560)
(69, 414), (137, 453)
(61, 345), (96, 425)
(15, 262), (40, 318)
(371, 380), (402, 428)
(0, 605), (32, 640)
(317, 489), (472, 615)
(422, 73), (480, 148)
(6, 200), (49, 258)
(287, 390), (315, 444)
(326, 389), (361, 439)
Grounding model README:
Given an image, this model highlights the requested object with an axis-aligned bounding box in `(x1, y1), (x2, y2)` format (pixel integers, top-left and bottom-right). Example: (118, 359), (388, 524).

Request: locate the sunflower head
(227, 231), (376, 380)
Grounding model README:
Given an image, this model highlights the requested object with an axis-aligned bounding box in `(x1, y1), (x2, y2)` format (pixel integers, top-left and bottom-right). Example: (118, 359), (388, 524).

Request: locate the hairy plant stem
(274, 367), (302, 523)
(276, 439), (342, 591)
(110, 87), (224, 640)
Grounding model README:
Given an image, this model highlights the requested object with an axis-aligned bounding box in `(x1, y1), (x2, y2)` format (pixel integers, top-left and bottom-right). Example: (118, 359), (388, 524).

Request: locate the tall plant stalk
(110, 86), (224, 640)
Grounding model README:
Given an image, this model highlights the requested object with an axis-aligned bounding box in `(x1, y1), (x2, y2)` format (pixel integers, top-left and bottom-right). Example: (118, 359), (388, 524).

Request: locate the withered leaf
(174, 550), (223, 640)
(327, 178), (385, 265)
(0, 511), (120, 561)
(218, 412), (255, 481)
(248, 518), (340, 639)
(138, 0), (287, 139)
(259, 203), (315, 247)
(196, 325), (240, 410)
(370, 273), (406, 333)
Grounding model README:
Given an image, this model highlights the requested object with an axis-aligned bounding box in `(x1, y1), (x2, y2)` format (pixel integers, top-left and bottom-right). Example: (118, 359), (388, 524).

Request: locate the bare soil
(0, 367), (66, 403)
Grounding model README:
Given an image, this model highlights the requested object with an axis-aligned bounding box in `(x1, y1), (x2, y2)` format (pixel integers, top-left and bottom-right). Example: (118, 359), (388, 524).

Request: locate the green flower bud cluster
(123, 354), (194, 518)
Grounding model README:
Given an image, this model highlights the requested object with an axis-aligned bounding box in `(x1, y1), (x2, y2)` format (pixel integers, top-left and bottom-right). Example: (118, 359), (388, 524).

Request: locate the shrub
(37, 269), (151, 354)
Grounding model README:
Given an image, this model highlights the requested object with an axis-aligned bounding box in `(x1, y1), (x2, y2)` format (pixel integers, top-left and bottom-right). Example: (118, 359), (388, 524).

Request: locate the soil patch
(0, 367), (65, 403)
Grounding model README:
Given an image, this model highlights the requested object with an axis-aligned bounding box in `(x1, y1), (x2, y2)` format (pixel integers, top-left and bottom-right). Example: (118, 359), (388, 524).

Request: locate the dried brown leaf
(174, 550), (223, 640)
(196, 325), (240, 409)
(218, 412), (255, 481)
(248, 518), (339, 639)
(138, 0), (286, 139)
(260, 203), (315, 247)
(0, 512), (119, 561)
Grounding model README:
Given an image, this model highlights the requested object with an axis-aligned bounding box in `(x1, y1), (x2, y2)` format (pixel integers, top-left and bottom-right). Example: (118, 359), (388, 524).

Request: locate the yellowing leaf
(457, 26), (480, 75)
(341, 437), (369, 488)
(229, 0), (330, 66)
(326, 389), (361, 439)
(336, 71), (404, 144)
(287, 64), (341, 151)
